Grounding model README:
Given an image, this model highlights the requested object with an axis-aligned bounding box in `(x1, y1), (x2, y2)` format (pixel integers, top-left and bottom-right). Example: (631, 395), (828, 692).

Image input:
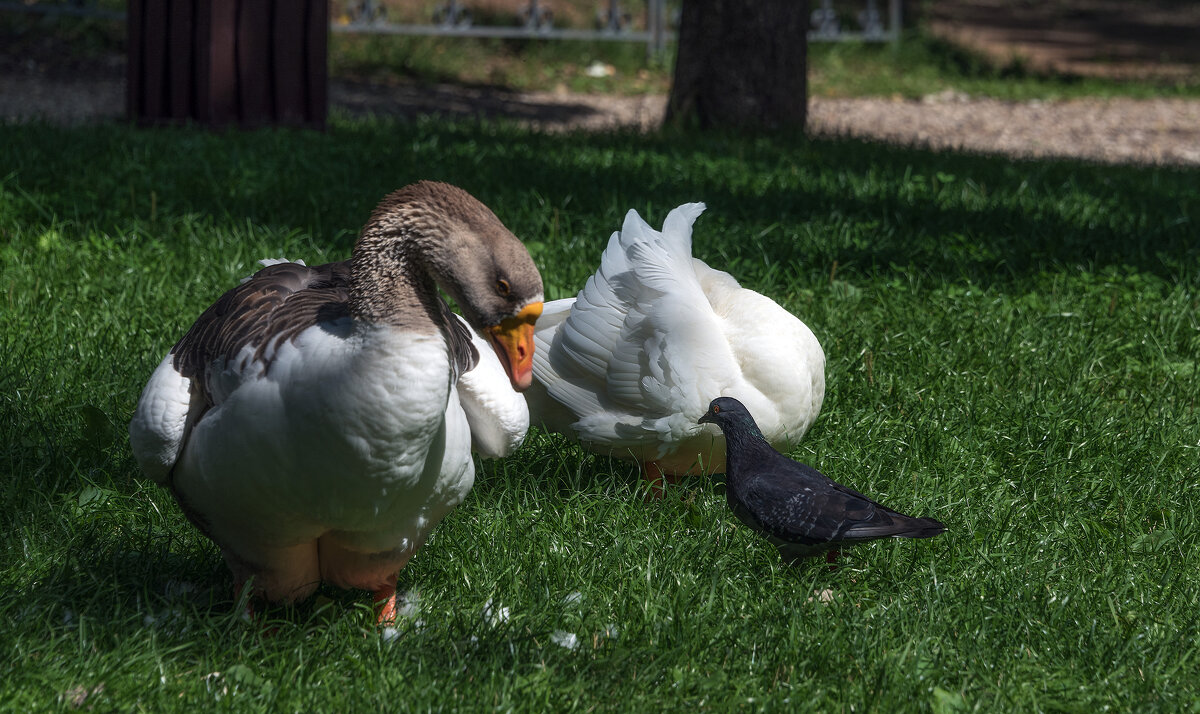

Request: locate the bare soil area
(4, 68), (1198, 167)
(926, 0), (1200, 81)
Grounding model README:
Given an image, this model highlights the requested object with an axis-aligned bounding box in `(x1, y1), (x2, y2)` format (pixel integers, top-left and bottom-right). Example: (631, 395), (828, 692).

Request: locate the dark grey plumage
(698, 397), (945, 563)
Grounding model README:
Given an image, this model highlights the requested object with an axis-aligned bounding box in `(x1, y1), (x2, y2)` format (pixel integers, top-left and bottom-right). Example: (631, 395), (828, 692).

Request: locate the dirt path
(926, 0), (1200, 81)
(809, 93), (1200, 166)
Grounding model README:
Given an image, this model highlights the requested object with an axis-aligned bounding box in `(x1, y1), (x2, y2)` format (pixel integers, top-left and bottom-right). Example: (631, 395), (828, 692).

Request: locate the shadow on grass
(331, 80), (610, 127)
(6, 516), (415, 636)
(2, 119), (1195, 290)
(4, 524), (229, 629)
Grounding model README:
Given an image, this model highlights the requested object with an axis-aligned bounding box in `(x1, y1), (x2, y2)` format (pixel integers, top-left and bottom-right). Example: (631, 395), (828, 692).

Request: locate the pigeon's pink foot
(825, 549), (841, 571)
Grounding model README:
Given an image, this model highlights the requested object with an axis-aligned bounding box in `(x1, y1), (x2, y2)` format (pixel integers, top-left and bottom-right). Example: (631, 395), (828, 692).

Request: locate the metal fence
(332, 0), (673, 53)
(1, 0), (902, 54)
(334, 0), (900, 54)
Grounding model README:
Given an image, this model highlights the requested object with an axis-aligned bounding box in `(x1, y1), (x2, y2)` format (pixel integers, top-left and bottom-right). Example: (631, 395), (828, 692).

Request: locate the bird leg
(232, 578), (284, 636)
(373, 584), (399, 626)
(825, 549), (841, 571)
(641, 461), (681, 500)
(233, 578), (256, 621)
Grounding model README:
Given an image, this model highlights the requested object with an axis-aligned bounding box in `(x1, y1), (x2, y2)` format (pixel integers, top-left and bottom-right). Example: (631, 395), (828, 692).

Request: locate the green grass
(809, 33), (1200, 99)
(327, 30), (1200, 99)
(1, 115), (1198, 711)
(329, 33), (672, 94)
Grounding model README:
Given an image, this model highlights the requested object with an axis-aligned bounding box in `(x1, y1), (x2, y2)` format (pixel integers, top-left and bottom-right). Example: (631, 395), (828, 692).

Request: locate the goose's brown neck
(348, 221), (443, 332)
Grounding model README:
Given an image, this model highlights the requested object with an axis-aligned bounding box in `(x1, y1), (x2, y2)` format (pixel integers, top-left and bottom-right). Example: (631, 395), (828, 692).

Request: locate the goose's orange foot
(233, 580), (283, 635)
(373, 585), (398, 626)
(641, 462), (681, 500)
(233, 579), (255, 621)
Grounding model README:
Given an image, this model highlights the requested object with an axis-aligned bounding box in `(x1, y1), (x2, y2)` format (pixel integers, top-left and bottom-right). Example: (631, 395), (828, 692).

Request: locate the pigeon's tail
(898, 516), (946, 539)
(843, 513), (946, 542)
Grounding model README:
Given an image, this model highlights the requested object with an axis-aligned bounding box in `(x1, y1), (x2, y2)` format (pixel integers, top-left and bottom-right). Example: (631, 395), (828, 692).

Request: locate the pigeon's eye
(712, 405), (721, 414)
(496, 278), (511, 296)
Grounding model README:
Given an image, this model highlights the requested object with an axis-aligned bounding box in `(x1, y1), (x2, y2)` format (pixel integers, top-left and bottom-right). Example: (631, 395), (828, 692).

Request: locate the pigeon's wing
(738, 456), (944, 549)
(735, 465), (880, 548)
(828, 479), (947, 541)
(532, 204), (742, 455)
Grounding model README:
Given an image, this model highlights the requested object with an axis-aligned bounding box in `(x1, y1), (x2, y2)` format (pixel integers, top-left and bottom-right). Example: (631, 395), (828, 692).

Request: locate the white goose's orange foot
(641, 462), (682, 501)
(373, 585), (399, 626)
(233, 579), (255, 621)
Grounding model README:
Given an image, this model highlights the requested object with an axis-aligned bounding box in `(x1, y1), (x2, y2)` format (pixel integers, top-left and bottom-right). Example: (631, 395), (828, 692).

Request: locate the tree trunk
(665, 0), (808, 130)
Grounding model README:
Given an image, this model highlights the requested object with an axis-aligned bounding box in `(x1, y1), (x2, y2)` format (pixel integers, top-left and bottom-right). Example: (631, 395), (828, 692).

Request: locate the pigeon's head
(698, 397), (758, 432)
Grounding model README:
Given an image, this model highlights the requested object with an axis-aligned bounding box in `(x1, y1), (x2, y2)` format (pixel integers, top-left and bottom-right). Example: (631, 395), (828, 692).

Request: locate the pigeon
(698, 397), (945, 563)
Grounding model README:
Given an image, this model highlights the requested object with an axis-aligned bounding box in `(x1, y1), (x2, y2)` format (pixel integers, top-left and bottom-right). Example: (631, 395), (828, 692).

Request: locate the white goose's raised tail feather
(529, 202), (825, 492)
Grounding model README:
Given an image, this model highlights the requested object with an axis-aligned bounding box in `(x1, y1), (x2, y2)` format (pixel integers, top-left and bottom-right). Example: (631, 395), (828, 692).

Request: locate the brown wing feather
(440, 301), (481, 381)
(171, 261), (352, 405)
(171, 259), (480, 407)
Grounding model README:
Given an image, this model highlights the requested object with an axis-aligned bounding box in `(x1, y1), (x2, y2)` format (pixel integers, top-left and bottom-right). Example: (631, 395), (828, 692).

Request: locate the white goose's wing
(130, 259), (292, 484)
(128, 352), (198, 485)
(129, 261), (351, 485)
(533, 203), (741, 456)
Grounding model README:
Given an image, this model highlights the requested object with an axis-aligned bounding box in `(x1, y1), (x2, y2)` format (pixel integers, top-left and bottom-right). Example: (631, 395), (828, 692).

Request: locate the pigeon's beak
(698, 411), (714, 425)
(486, 301), (543, 392)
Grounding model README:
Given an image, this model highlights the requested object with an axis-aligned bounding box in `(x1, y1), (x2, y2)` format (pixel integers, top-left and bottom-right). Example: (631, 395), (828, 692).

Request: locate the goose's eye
(496, 278), (511, 296)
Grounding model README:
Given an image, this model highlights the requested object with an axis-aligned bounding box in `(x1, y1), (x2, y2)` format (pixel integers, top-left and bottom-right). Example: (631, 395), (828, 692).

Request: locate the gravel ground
(2, 72), (1198, 167)
(809, 92), (1200, 166)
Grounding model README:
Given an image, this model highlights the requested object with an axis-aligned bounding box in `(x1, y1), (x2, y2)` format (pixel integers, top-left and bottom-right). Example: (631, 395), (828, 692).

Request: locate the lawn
(328, 31), (1200, 99)
(1, 114), (1198, 711)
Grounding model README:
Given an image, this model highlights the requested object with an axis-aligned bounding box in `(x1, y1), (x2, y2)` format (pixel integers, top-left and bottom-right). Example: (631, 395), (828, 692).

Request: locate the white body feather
(528, 203), (825, 474)
(454, 315), (530, 458)
(129, 319), (475, 601)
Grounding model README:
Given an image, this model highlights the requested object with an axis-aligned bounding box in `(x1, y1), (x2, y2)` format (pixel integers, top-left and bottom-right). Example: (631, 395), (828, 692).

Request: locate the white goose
(129, 181), (543, 622)
(527, 203), (824, 493)
(453, 313), (532, 458)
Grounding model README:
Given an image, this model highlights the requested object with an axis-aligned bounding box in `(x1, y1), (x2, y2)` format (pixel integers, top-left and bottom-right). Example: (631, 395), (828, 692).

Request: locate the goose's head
(354, 181), (544, 391)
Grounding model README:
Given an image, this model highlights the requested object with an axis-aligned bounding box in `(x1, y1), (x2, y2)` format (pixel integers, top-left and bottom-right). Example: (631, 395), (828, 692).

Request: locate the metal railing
(810, 0), (900, 43)
(2, 0), (903, 54)
(334, 0), (901, 53)
(333, 0), (674, 54)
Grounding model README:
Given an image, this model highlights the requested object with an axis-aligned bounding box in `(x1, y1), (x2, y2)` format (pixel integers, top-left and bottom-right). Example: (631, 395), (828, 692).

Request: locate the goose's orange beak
(485, 301), (542, 392)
